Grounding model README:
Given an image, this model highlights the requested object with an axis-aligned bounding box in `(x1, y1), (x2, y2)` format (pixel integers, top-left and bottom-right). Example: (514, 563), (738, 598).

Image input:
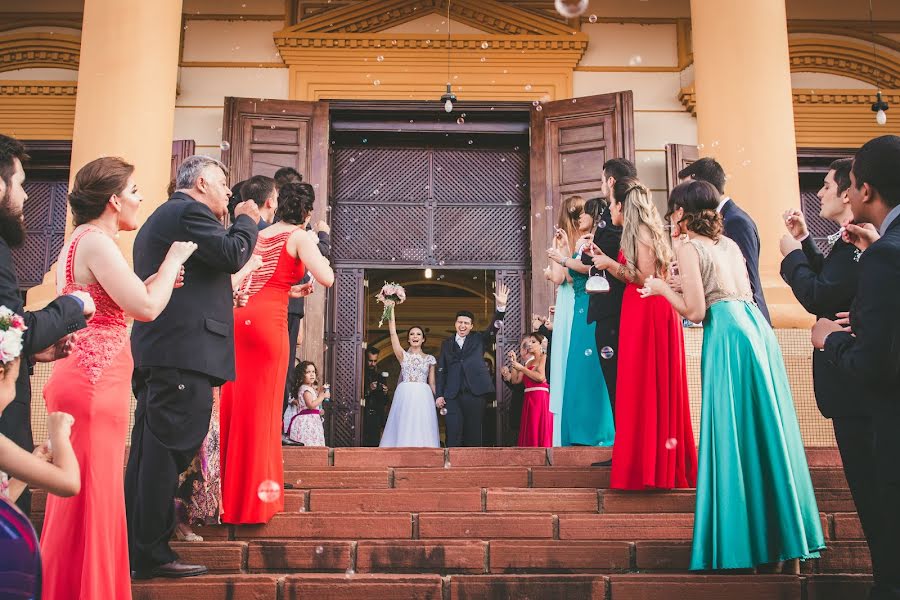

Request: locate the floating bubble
(578, 308), (585, 314)
(600, 346), (614, 360)
(514, 146), (520, 151)
(505, 200), (513, 206)
(598, 220), (607, 229)
(584, 348), (593, 356)
(439, 260), (446, 266)
(468, 140), (474, 145)
(362, 138), (368, 143)
(481, 41), (490, 49)
(628, 55), (643, 66)
(524, 84), (533, 91)
(219, 140), (231, 152)
(391, 40), (398, 45)
(572, 98), (577, 103)
(373, 80), (380, 86)
(741, 160), (752, 167)
(315, 546), (324, 555)
(665, 438), (678, 450)
(697, 143), (705, 150)
(457, 116), (465, 125)
(345, 568), (356, 578)
(532, 100), (540, 107)
(244, 320), (251, 326)
(494, 320), (504, 329)
(588, 14), (598, 23)
(178, 384), (185, 391)
(711, 140), (720, 148)
(257, 480), (281, 503)
(501, 157), (506, 162)
(545, 204), (553, 210)
(554, 0), (589, 18)
(376, 55), (384, 62)
(535, 105), (542, 112)
(480, 57), (487, 62)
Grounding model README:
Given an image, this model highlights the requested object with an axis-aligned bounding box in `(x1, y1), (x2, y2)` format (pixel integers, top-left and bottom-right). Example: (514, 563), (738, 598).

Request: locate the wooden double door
(221, 93), (635, 446)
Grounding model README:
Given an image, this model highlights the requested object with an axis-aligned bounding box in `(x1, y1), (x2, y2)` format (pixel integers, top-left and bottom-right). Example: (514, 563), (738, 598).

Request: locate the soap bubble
(584, 348), (593, 357)
(373, 80), (380, 86)
(376, 55), (384, 62)
(524, 84), (533, 91)
(257, 480), (281, 503)
(588, 14), (598, 23)
(628, 55), (643, 66)
(535, 105), (542, 112)
(665, 438), (678, 450)
(554, 0), (589, 18)
(219, 141), (231, 152)
(457, 116), (465, 125)
(440, 408), (448, 416)
(315, 546), (324, 555)
(598, 220), (607, 229)
(481, 41), (490, 49)
(600, 346), (614, 360)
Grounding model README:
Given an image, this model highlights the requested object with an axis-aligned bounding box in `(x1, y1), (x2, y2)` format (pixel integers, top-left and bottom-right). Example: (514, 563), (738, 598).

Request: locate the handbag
(585, 267), (610, 294)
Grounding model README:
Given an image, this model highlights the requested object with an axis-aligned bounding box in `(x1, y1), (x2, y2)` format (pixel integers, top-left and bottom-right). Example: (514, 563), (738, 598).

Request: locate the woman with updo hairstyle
(590, 177), (697, 491)
(378, 296), (440, 448)
(41, 157), (199, 600)
(220, 178), (334, 524)
(640, 180), (825, 571)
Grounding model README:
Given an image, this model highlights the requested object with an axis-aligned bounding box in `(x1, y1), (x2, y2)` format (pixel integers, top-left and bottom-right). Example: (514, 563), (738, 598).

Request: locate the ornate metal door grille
(12, 181), (68, 290)
(326, 141), (531, 446)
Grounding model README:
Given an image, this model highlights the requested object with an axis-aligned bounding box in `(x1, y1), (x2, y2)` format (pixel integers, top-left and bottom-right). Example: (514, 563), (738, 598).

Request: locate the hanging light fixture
(868, 0), (889, 125)
(425, 268), (433, 279)
(439, 0), (456, 113)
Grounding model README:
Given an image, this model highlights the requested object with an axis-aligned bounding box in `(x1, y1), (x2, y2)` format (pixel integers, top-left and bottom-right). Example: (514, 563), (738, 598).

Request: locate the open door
(529, 91), (635, 322)
(665, 143), (699, 195)
(221, 98), (340, 437)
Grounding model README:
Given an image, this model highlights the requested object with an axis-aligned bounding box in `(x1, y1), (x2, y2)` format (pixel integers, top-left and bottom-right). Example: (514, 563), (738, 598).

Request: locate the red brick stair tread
(356, 540), (487, 573)
(284, 573), (443, 600)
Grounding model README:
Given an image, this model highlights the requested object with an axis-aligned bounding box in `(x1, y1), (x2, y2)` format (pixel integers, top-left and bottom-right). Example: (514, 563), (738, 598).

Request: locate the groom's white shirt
(455, 334), (466, 349)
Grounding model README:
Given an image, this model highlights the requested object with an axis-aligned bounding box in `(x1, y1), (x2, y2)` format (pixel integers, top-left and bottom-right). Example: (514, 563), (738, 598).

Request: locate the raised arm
(639, 241), (707, 323)
(181, 202), (257, 274)
(81, 233), (197, 322)
(387, 302), (404, 362)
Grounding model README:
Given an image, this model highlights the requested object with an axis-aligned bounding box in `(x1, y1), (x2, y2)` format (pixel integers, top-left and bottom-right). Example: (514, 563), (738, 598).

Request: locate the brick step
(131, 573), (873, 600)
(155, 539), (875, 576)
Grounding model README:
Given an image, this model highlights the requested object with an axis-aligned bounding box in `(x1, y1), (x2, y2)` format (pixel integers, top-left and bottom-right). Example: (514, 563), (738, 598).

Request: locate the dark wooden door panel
(665, 143), (699, 194)
(530, 91), (635, 316)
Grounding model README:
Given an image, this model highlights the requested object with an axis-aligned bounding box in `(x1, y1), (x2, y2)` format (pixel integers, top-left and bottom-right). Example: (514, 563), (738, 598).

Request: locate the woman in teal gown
(548, 197), (615, 447)
(640, 180), (825, 570)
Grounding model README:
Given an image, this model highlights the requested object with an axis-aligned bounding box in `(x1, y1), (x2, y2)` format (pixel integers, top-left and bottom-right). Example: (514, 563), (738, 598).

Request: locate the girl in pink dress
(40, 157), (196, 600)
(507, 333), (552, 447)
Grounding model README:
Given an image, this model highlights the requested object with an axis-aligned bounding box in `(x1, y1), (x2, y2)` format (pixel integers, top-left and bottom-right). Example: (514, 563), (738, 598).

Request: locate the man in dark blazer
(0, 134), (92, 514)
(679, 157), (770, 323)
(814, 135), (900, 600)
(435, 282), (509, 447)
(126, 155), (259, 579)
(582, 158), (636, 411)
(780, 158), (878, 576)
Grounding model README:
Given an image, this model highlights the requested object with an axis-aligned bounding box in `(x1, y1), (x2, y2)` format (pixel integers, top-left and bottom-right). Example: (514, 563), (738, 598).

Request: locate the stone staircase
(31, 447), (873, 599)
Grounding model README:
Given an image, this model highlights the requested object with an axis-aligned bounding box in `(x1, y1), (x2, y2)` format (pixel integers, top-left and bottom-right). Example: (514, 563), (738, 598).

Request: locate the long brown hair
(556, 195), (585, 253)
(69, 157), (135, 226)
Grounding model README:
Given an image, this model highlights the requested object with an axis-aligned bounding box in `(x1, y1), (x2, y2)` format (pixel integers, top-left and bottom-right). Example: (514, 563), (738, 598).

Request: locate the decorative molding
(179, 61), (287, 68)
(0, 32), (80, 72)
(680, 86), (900, 148)
(789, 36), (900, 88)
(286, 0), (577, 35)
(0, 13), (83, 33)
(0, 80), (77, 140)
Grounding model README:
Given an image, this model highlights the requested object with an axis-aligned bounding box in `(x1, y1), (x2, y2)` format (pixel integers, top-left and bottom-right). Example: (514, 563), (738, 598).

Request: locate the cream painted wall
(791, 72), (877, 89)
(580, 23), (678, 67)
(182, 19), (283, 62)
(0, 68), (78, 81)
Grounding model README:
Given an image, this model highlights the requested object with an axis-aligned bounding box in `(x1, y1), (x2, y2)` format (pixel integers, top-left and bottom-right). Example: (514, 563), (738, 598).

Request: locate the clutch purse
(585, 268), (610, 295)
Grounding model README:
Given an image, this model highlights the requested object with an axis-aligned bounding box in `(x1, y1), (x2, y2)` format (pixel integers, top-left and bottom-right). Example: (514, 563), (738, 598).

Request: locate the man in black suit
(582, 158), (636, 412)
(781, 158), (878, 575)
(679, 157), (770, 323)
(0, 134), (93, 514)
(240, 175), (278, 229)
(362, 347), (389, 447)
(125, 155), (259, 579)
(435, 282), (509, 447)
(813, 135), (900, 600)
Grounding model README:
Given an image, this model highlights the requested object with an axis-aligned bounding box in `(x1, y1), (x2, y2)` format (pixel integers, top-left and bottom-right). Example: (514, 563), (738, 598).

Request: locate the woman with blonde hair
(544, 195), (583, 445)
(589, 177), (697, 489)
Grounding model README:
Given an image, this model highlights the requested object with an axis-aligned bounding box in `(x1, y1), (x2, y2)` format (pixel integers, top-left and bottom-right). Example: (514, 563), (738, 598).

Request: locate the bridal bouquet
(376, 282), (406, 327)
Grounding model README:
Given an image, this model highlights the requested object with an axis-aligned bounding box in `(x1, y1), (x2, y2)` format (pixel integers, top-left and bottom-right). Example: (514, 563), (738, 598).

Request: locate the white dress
(379, 351), (440, 448)
(283, 384), (325, 446)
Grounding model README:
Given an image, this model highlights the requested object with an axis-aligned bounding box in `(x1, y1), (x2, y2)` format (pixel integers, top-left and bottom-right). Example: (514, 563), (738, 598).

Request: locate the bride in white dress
(379, 302), (441, 448)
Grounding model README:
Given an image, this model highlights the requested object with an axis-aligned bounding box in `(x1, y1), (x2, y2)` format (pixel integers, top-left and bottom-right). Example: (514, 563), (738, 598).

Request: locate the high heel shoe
(175, 525), (204, 542)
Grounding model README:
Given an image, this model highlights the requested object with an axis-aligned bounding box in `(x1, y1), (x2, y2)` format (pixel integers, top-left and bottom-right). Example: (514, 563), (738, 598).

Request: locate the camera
(379, 371), (389, 384)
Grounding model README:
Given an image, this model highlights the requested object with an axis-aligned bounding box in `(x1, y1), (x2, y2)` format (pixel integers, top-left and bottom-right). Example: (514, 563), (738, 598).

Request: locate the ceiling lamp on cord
(868, 0), (889, 125)
(440, 0), (456, 113)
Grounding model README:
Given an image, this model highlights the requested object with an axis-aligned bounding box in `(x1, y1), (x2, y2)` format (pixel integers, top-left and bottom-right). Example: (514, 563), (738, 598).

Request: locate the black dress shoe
(282, 439), (304, 446)
(132, 560), (208, 580)
(591, 459), (612, 467)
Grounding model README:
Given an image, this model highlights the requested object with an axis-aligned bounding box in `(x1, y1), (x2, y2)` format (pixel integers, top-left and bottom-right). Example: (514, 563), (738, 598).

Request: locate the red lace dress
(220, 230), (304, 524)
(41, 227), (132, 600)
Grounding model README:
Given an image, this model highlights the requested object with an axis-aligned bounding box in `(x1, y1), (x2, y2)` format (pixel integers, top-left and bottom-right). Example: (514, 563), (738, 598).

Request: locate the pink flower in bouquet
(376, 282), (406, 326)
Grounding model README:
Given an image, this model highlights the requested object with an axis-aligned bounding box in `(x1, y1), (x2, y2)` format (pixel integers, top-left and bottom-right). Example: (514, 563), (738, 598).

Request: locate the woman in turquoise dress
(548, 197), (615, 447)
(640, 180), (825, 570)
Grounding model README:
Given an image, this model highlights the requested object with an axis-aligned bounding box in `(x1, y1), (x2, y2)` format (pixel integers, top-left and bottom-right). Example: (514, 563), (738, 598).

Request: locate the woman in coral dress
(220, 182), (333, 524)
(40, 157), (196, 599)
(508, 333), (553, 447)
(592, 177), (697, 490)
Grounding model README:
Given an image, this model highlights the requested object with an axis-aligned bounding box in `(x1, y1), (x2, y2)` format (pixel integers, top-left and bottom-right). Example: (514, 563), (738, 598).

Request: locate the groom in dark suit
(125, 155), (259, 579)
(679, 157), (771, 323)
(435, 282), (509, 447)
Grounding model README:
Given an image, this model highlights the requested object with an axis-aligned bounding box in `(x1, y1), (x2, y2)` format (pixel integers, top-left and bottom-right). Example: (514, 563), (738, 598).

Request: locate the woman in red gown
(590, 177), (697, 490)
(507, 333), (552, 447)
(220, 182), (333, 524)
(41, 158), (196, 599)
